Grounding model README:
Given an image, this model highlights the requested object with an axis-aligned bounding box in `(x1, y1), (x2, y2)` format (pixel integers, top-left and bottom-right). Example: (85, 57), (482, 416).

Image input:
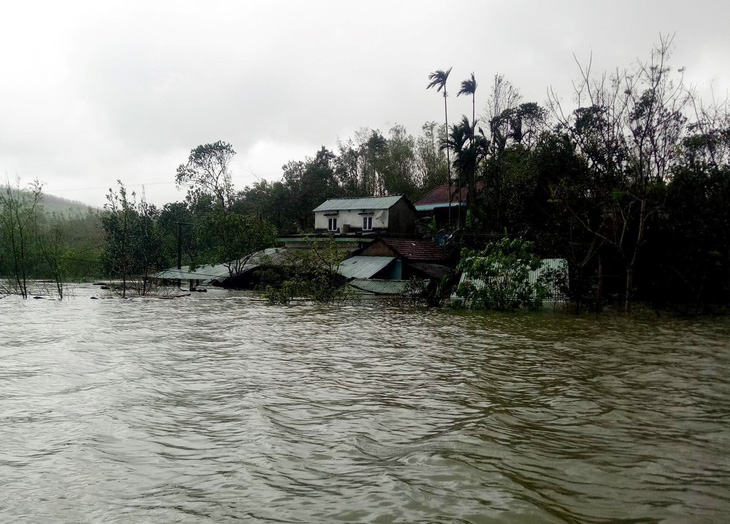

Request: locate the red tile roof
(414, 183), (484, 207)
(378, 237), (450, 261)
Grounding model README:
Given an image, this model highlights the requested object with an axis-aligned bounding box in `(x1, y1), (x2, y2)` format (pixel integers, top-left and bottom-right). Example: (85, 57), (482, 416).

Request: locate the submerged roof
(337, 256), (395, 279)
(349, 279), (410, 295)
(409, 262), (453, 279)
(155, 263), (231, 281)
(154, 248), (289, 281)
(313, 195), (405, 212)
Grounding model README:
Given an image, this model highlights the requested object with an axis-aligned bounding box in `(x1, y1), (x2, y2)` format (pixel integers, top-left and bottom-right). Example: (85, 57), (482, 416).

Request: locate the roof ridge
(322, 195), (402, 200)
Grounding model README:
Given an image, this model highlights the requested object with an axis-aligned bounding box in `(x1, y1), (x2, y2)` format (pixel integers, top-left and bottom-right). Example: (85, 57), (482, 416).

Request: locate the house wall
(386, 199), (417, 235)
(314, 208), (389, 233)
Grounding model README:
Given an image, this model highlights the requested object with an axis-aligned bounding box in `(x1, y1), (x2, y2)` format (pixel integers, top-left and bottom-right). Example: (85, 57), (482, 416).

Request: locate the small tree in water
(455, 237), (550, 311)
(265, 237), (350, 304)
(102, 182), (165, 297)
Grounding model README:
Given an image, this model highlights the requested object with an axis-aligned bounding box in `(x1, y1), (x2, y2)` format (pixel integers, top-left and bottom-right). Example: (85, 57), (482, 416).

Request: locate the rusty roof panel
(377, 238), (450, 262)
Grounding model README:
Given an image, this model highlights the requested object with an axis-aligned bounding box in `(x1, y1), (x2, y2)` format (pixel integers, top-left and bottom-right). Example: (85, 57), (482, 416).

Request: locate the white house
(312, 195), (417, 235)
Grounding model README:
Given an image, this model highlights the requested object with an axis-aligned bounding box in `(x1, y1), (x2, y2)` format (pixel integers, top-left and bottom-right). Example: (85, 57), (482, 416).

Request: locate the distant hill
(40, 193), (100, 218)
(0, 188), (100, 218)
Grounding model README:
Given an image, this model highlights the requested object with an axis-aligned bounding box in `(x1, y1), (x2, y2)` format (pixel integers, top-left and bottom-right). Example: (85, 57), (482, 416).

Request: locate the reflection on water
(1, 286), (729, 522)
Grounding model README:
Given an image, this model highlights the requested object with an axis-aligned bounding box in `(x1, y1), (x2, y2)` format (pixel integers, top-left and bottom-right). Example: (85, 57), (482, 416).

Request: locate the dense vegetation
(2, 37), (728, 310)
(0, 180), (104, 298)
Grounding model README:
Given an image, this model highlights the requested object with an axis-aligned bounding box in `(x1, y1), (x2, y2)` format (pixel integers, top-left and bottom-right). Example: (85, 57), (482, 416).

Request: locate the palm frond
(458, 73), (477, 97)
(427, 67), (453, 92)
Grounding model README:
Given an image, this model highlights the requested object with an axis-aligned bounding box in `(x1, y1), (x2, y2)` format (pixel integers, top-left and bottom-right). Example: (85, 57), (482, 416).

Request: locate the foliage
(455, 238), (550, 311)
(175, 141), (236, 209)
(0, 179), (43, 298)
(265, 238), (351, 304)
(101, 182), (166, 297)
(204, 210), (277, 279)
(404, 276), (448, 307)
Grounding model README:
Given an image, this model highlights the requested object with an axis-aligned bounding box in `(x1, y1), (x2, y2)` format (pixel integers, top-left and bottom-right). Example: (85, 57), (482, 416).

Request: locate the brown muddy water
(1, 285), (729, 523)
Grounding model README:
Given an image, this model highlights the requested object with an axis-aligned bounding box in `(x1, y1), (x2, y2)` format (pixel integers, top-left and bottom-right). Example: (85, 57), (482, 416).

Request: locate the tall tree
(458, 73), (480, 211)
(427, 67), (454, 227)
(415, 121), (449, 193)
(176, 141), (236, 210)
(458, 73), (478, 132)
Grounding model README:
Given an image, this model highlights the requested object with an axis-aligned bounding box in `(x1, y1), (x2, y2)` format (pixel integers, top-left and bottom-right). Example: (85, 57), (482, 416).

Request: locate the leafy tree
(176, 141), (236, 209)
(102, 182), (165, 297)
(0, 178), (43, 298)
(455, 237), (550, 311)
(204, 209), (277, 279)
(265, 237), (350, 304)
(282, 147), (339, 231)
(415, 121), (449, 191)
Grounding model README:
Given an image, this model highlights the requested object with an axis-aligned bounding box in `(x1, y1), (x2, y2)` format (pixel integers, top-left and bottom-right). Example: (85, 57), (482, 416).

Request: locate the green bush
(455, 238), (551, 311)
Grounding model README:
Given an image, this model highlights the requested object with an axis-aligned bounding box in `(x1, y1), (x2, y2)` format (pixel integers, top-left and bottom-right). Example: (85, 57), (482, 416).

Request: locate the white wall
(314, 209), (389, 231)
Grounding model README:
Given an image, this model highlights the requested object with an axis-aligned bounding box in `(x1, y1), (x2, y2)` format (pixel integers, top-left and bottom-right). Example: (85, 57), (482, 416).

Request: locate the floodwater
(1, 286), (729, 523)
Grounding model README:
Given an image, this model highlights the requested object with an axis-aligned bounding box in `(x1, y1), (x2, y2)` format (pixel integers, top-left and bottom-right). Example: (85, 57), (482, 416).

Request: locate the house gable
(312, 195), (416, 234)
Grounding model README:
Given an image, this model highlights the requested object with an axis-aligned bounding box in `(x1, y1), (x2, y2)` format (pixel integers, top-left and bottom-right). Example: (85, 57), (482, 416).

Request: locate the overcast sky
(2, 0), (728, 207)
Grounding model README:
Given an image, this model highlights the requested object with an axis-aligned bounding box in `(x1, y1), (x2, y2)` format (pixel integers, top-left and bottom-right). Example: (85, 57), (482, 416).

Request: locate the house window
(328, 217), (338, 231)
(362, 216), (373, 231)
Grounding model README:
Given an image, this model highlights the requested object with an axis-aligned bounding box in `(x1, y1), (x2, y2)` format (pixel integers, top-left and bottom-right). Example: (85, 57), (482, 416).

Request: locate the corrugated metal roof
(154, 248), (289, 282)
(415, 202), (465, 211)
(413, 183), (483, 208)
(409, 262), (453, 279)
(155, 263), (231, 281)
(313, 196), (404, 212)
(349, 279), (410, 295)
(337, 256), (395, 279)
(376, 237), (450, 261)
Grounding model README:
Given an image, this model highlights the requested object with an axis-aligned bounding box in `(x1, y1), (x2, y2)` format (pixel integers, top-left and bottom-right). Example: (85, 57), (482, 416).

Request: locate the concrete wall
(314, 208), (388, 233)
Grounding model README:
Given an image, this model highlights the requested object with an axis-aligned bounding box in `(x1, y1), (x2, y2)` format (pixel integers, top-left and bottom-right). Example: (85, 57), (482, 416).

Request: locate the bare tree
(0, 178), (43, 299)
(549, 35), (692, 311)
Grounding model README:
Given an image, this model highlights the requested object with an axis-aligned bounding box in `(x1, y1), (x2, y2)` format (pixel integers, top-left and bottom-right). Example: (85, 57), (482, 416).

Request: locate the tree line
(3, 36), (729, 310)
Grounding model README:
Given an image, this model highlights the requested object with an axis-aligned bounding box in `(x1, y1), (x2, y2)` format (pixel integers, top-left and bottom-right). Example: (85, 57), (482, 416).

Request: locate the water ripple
(1, 286), (729, 522)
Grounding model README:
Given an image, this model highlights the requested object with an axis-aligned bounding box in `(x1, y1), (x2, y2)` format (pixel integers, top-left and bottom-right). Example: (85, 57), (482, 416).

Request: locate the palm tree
(457, 73), (478, 222)
(442, 116), (488, 213)
(458, 73), (478, 131)
(427, 68), (454, 228)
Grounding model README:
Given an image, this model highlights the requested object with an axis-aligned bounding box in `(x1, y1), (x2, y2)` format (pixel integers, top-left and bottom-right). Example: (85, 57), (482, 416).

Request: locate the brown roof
(377, 237), (450, 262)
(414, 183), (484, 207)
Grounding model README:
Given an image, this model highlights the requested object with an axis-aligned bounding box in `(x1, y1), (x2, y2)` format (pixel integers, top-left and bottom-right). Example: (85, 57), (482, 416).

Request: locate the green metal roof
(337, 256), (395, 279)
(313, 195), (404, 212)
